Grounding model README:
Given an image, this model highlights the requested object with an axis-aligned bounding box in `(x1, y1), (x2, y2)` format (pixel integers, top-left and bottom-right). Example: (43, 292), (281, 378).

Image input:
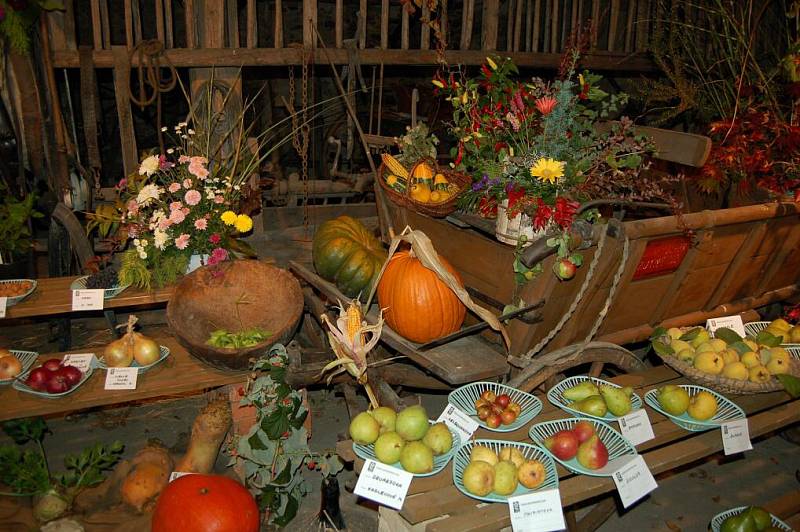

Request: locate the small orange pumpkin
(376, 249), (466, 343)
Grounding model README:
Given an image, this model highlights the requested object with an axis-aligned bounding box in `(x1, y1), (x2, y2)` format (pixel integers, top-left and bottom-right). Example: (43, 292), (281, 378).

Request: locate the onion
(132, 332), (160, 365)
(104, 314), (158, 367)
(104, 338), (133, 367)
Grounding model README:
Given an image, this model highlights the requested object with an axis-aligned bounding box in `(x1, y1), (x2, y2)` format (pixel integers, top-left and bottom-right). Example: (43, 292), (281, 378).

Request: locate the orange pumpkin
(377, 249), (466, 343)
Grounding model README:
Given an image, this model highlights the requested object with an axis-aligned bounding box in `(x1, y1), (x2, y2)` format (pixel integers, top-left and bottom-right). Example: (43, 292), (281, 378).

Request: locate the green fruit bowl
(1, 279), (37, 306)
(710, 506), (792, 532)
(744, 321), (800, 348)
(70, 275), (131, 300)
(0, 350), (39, 385)
(96, 345), (171, 374)
(352, 420), (460, 478)
(643, 385), (744, 432)
(547, 376), (643, 423)
(448, 381), (542, 432)
(452, 439), (558, 503)
(529, 418), (637, 477)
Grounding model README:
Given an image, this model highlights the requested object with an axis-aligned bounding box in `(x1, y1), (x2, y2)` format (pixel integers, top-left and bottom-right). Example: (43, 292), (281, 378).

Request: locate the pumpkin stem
(199, 487), (209, 495)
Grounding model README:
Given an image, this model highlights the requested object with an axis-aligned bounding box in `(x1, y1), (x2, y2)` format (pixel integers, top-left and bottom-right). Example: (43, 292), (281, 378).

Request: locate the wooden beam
(185, 0), (196, 48)
(636, 0), (649, 51)
(124, 0), (134, 47)
(532, 0), (541, 51)
(513, 0), (523, 51)
(227, 0), (240, 48)
(46, 0), (76, 51)
(460, 0), (474, 50)
(90, 0), (103, 49)
(380, 0), (389, 49)
(155, 0), (165, 44)
(360, 0), (368, 48)
(275, 0), (284, 48)
(482, 0), (499, 50)
(112, 47), (138, 177)
(421, 3), (430, 50)
(246, 0), (257, 48)
(303, 0), (317, 49)
(550, 0), (559, 52)
(164, 0), (174, 47)
(625, 0), (636, 52)
(608, 0), (620, 50)
(401, 5), (409, 49)
(335, 0), (343, 48)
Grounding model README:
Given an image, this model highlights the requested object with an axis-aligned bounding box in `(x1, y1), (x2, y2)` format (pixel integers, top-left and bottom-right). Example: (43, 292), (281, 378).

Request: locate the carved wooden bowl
(166, 260), (303, 371)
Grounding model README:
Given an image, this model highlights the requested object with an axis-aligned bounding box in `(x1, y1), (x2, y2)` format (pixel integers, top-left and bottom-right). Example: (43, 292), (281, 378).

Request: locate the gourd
(411, 161), (435, 188)
(313, 216), (388, 299)
(151, 474), (259, 532)
(376, 249), (466, 343)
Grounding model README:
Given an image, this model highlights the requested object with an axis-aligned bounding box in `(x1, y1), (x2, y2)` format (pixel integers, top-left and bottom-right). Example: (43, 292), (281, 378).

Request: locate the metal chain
(300, 46), (310, 235)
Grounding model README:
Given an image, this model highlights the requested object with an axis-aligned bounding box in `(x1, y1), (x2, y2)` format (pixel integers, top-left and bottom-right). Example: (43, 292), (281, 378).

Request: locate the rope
(128, 40), (177, 153)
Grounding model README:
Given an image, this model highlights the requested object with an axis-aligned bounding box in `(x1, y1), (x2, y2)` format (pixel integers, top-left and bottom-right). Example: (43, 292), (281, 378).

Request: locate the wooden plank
(542, 0), (550, 52)
(155, 0), (165, 43)
(227, 0), (240, 48)
(132, 0), (142, 43)
(185, 0), (196, 47)
(112, 46), (138, 177)
(591, 0), (600, 47)
(550, 0), (559, 52)
(164, 0), (174, 47)
(513, 0), (523, 51)
(401, 6), (409, 49)
(125, 0), (134, 47)
(525, 0), (533, 51)
(705, 222), (767, 309)
(506, 0), (515, 51)
(0, 337), (246, 422)
(246, 0), (256, 48)
(51, 48), (657, 71)
(360, 0), (368, 49)
(421, 3), (430, 50)
(47, 0), (77, 51)
(380, 0), (389, 49)
(635, 0), (649, 51)
(275, 0), (284, 48)
(303, 0), (317, 49)
(90, 0), (103, 49)
(625, 0), (636, 52)
(482, 0), (499, 54)
(335, 0), (343, 48)
(440, 0), (448, 45)
(607, 0), (620, 51)
(532, 0), (541, 51)
(460, 0), (475, 50)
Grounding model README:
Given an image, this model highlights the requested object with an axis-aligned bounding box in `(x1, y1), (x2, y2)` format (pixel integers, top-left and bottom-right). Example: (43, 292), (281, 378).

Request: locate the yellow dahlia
(530, 158), (565, 184)
(234, 214), (253, 233)
(220, 210), (237, 225)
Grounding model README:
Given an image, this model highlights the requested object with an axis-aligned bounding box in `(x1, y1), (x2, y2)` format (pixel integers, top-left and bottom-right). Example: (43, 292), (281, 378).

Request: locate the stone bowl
(166, 259), (303, 371)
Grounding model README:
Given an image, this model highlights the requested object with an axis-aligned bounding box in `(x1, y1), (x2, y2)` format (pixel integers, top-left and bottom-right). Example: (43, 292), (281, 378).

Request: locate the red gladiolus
(553, 197), (579, 229)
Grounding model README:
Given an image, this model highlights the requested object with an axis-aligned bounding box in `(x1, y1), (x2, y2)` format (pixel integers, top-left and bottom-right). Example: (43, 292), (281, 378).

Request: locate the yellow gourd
(412, 162), (435, 181)
(410, 183), (431, 203)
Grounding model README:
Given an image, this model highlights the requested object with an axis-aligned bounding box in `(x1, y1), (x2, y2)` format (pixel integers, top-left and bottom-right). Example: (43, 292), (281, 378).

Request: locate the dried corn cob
(381, 154), (410, 179)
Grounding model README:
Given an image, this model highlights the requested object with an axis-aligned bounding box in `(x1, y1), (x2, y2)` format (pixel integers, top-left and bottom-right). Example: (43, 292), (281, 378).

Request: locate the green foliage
(396, 123), (439, 167)
(56, 441), (125, 490)
(0, 1), (64, 54)
(117, 248), (189, 289)
(229, 344), (343, 527)
(0, 180), (43, 262)
(207, 328), (271, 348)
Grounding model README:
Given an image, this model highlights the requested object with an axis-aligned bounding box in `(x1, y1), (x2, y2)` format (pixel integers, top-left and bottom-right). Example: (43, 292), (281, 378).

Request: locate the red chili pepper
(454, 142), (464, 166)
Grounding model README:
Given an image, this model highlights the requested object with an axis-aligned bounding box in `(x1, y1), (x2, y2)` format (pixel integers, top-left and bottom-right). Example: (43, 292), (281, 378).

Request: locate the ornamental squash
(313, 216), (388, 299)
(376, 249), (466, 343)
(151, 474), (259, 532)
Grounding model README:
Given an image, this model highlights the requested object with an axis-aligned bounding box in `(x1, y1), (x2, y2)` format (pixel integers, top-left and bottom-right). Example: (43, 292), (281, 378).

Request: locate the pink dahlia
(168, 182), (181, 193)
(184, 189), (201, 206)
(175, 233), (191, 250)
(194, 218), (208, 230)
(207, 247), (229, 266)
(169, 209), (186, 224)
(209, 233), (221, 244)
(170, 201), (183, 211)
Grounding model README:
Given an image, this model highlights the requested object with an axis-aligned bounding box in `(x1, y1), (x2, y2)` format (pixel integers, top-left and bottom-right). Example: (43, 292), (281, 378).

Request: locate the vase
(495, 199), (543, 246)
(185, 253), (210, 273)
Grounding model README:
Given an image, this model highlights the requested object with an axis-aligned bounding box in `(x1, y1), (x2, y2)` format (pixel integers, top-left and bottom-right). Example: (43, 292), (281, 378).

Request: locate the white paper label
(169, 471), (194, 482)
(612, 455), (658, 509)
(62, 353), (96, 373)
(706, 315), (746, 338)
(721, 418), (752, 455)
(0, 297), (7, 318)
(72, 289), (104, 311)
(436, 404), (479, 442)
(618, 409), (655, 447)
(104, 367), (138, 390)
(354, 459), (413, 510)
(508, 489), (566, 532)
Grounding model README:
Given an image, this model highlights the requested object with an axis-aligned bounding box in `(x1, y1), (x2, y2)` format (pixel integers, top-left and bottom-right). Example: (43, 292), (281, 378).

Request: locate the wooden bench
(344, 365), (800, 531)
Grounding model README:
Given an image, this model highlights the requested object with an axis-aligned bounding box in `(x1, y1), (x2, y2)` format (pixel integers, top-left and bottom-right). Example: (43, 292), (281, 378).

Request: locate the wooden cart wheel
(507, 341), (646, 393)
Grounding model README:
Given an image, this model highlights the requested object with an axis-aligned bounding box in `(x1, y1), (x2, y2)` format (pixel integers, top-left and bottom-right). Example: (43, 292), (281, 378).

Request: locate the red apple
(0, 355), (22, 379)
(477, 405), (492, 421)
(544, 430), (579, 460)
(572, 420), (595, 443)
(42, 358), (63, 372)
(495, 394), (511, 408)
(480, 390), (497, 403)
(46, 373), (71, 394)
(554, 259), (577, 281)
(26, 367), (52, 391)
(58, 365), (83, 386)
(486, 414), (502, 429)
(490, 404), (504, 416)
(500, 409), (517, 425)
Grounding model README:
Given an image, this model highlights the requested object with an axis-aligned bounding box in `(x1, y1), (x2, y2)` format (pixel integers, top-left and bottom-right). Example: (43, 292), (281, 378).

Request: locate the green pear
(720, 512), (757, 532)
(572, 395), (608, 417)
(656, 385), (690, 416)
(562, 380), (600, 402)
(743, 506), (771, 531)
(599, 385), (632, 417)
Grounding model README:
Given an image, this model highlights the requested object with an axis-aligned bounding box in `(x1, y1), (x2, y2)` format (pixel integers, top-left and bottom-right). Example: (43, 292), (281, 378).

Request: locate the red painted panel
(633, 236), (691, 280)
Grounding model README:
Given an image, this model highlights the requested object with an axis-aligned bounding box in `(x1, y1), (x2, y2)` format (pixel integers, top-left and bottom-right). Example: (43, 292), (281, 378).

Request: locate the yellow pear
(687, 391), (718, 421)
(677, 349), (696, 365)
(689, 329), (711, 348)
(743, 339), (758, 352)
(709, 339), (728, 352)
(748, 365), (771, 383)
(721, 348), (740, 365)
(789, 325), (800, 343)
(693, 351), (724, 375)
(722, 362), (749, 380)
(695, 342), (716, 354)
(770, 318), (792, 332)
(741, 351), (761, 369)
(768, 347), (791, 364)
(669, 339), (693, 354)
(470, 445), (499, 466)
(766, 357), (790, 376)
(758, 348), (772, 365)
(667, 327), (684, 340)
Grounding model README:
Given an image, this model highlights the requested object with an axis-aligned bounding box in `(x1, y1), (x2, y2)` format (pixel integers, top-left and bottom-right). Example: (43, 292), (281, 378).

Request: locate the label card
(104, 367), (138, 390)
(0, 297), (6, 318)
(721, 418), (752, 455)
(169, 471), (194, 482)
(618, 409), (656, 447)
(436, 405), (479, 442)
(508, 489), (566, 532)
(354, 459), (413, 510)
(706, 315), (746, 338)
(62, 353), (96, 373)
(72, 289), (104, 311)
(612, 455), (658, 509)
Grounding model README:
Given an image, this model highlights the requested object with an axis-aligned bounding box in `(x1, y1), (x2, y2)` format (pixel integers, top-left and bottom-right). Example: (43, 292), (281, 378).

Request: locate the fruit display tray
(1, 279), (37, 306)
(529, 418), (637, 477)
(643, 385), (745, 432)
(0, 351), (39, 385)
(96, 345), (171, 374)
(452, 439), (558, 503)
(743, 321), (800, 347)
(710, 506), (792, 532)
(13, 365), (94, 398)
(352, 421), (461, 478)
(70, 276), (131, 300)
(547, 376), (643, 423)
(448, 381), (542, 432)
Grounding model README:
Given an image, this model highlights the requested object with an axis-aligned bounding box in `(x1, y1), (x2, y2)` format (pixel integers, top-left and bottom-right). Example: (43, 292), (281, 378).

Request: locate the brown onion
(132, 333), (160, 365)
(104, 338), (133, 367)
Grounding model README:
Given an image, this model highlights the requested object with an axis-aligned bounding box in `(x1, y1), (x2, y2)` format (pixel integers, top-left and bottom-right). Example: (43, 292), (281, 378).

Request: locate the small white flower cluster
(133, 238), (148, 259)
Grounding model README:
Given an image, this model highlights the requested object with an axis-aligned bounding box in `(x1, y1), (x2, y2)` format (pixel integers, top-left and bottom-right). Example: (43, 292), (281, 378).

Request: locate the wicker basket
(377, 159), (470, 218)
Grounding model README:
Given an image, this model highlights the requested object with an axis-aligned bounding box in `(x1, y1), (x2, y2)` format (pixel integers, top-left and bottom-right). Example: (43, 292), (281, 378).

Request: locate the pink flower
(126, 199), (139, 216)
(209, 233), (221, 244)
(207, 247), (229, 266)
(175, 233), (191, 250)
(535, 96), (557, 115)
(168, 182), (181, 193)
(188, 156), (209, 180)
(179, 155), (191, 163)
(214, 195), (225, 204)
(159, 155), (174, 170)
(169, 209), (186, 224)
(184, 189), (201, 206)
(170, 201), (183, 211)
(116, 178), (127, 190)
(194, 218), (208, 230)
(158, 218), (172, 230)
(190, 155), (208, 165)
(181, 207), (190, 216)
(183, 178), (193, 188)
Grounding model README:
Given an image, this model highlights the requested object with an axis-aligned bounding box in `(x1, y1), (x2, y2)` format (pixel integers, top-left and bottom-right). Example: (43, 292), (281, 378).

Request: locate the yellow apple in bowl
(687, 390), (718, 421)
(694, 351), (724, 375)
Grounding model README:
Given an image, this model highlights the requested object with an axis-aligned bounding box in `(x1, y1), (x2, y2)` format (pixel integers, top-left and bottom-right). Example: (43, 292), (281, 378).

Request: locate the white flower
(153, 229), (169, 250)
(160, 127), (168, 132)
(167, 148), (174, 154)
(178, 122), (187, 128)
(233, 185), (240, 191)
(181, 134), (188, 139)
(139, 251), (148, 259)
(140, 239), (148, 247)
(138, 155), (160, 177)
(133, 238), (141, 246)
(136, 184), (161, 205)
(188, 129), (195, 135)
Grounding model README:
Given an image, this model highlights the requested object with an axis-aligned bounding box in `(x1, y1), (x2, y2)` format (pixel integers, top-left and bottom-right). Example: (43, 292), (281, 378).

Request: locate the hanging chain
(288, 47), (311, 237)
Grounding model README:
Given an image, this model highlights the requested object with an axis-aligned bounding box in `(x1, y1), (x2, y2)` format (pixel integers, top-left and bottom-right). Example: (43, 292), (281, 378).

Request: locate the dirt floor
(1, 225), (798, 531)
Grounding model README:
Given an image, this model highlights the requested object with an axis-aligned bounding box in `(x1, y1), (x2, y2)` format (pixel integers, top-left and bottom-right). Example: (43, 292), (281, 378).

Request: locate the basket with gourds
(378, 154), (470, 218)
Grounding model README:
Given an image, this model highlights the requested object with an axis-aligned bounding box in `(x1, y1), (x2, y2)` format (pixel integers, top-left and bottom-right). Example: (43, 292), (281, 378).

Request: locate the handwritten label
(722, 418), (752, 455)
(612, 455), (658, 509)
(437, 405), (479, 442)
(169, 471), (194, 482)
(72, 289), (104, 311)
(508, 489), (566, 532)
(0, 297), (6, 318)
(706, 315), (746, 338)
(104, 367), (138, 390)
(354, 459), (413, 510)
(618, 409), (655, 447)
(62, 353), (95, 373)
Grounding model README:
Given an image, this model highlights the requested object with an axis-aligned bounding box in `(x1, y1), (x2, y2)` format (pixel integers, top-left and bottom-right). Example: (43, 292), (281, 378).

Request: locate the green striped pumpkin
(312, 216), (387, 300)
